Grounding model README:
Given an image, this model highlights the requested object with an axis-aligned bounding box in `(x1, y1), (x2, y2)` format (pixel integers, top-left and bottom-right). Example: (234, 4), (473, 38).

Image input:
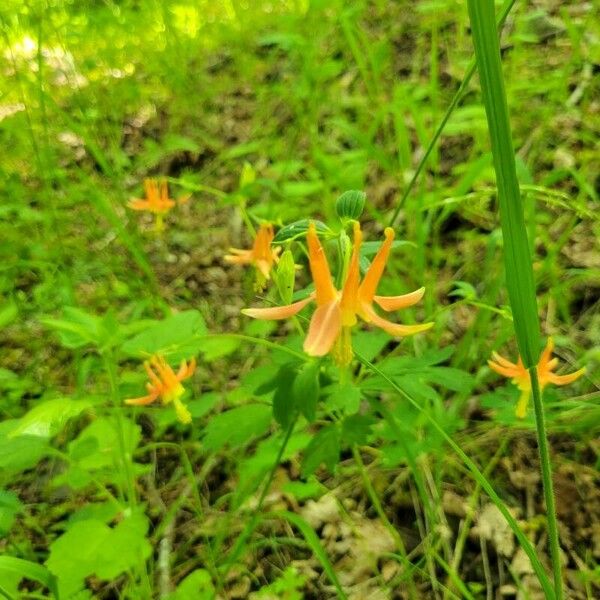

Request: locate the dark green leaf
(301, 425), (340, 477)
(272, 220), (331, 244)
(203, 405), (271, 451)
(293, 362), (320, 422)
(341, 414), (375, 446)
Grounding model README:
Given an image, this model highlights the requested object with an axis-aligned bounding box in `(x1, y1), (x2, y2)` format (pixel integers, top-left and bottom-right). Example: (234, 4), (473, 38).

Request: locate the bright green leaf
(9, 398), (91, 439)
(203, 405), (271, 451)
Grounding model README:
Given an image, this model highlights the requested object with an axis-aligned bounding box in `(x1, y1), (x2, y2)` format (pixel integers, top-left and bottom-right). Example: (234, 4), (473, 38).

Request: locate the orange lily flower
(243, 222), (432, 363)
(128, 179), (176, 232)
(129, 179), (176, 214)
(224, 223), (281, 280)
(125, 355), (196, 424)
(488, 338), (585, 418)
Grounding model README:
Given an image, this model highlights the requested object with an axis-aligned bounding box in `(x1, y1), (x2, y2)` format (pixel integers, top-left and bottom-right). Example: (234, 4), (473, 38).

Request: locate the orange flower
(243, 222), (432, 363)
(128, 179), (176, 232)
(125, 355), (196, 424)
(488, 338), (585, 418)
(129, 179), (176, 215)
(224, 223), (281, 280)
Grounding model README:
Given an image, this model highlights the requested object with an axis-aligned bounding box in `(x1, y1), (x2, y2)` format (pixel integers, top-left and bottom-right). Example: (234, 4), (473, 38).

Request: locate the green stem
(203, 332), (308, 362)
(221, 416), (297, 575)
(356, 352), (554, 598)
(140, 441), (222, 592)
(102, 352), (154, 596)
(529, 367), (563, 599)
(102, 352), (137, 508)
(389, 0), (517, 227)
(352, 446), (418, 599)
(443, 434), (510, 600)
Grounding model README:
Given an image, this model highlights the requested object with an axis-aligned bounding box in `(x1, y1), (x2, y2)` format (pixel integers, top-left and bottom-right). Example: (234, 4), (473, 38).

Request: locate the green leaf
(360, 239), (416, 258)
(46, 513), (150, 598)
(0, 556), (59, 598)
(301, 425), (340, 477)
(167, 569), (215, 600)
(121, 310), (207, 362)
(0, 491), (22, 537)
(422, 367), (475, 393)
(203, 405), (272, 451)
(253, 566), (306, 599)
(9, 398), (91, 439)
(272, 365), (298, 428)
(281, 479), (325, 502)
(0, 301), (18, 330)
(235, 431), (311, 504)
(41, 307), (104, 350)
(326, 381), (362, 414)
(275, 249), (296, 305)
(293, 362), (320, 423)
(350, 330), (389, 362)
(449, 281), (478, 300)
(272, 219), (331, 244)
(58, 417), (141, 490)
(335, 190), (366, 221)
(341, 414), (375, 446)
(281, 180), (324, 198)
(0, 421), (49, 480)
(200, 337), (240, 361)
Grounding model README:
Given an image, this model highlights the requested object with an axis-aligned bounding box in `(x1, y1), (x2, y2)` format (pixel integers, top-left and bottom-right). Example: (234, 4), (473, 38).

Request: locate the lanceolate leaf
(467, 0), (540, 367)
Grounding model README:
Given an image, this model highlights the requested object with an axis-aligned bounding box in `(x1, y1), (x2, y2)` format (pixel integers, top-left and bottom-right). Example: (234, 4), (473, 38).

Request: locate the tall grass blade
(467, 1), (561, 597)
(0, 557), (60, 599)
(389, 0), (517, 229)
(357, 353), (555, 599)
(268, 511), (348, 599)
(466, 0), (540, 367)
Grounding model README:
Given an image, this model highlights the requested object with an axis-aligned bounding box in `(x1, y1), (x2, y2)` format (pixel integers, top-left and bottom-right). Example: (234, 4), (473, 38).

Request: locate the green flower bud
(335, 190), (366, 221)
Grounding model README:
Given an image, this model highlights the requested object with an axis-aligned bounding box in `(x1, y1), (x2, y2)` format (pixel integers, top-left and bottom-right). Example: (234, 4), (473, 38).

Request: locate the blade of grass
(465, 0), (540, 366)
(352, 445), (418, 600)
(0, 557), (60, 599)
(388, 0), (516, 228)
(355, 352), (554, 599)
(467, 1), (561, 597)
(267, 510), (347, 600)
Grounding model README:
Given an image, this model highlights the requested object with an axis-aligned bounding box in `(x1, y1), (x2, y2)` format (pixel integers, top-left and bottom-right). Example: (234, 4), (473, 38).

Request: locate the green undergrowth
(0, 0), (598, 598)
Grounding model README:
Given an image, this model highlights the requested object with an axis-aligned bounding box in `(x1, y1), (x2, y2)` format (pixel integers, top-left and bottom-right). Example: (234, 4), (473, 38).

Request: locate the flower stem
(351, 445), (418, 599)
(529, 366), (562, 599)
(103, 352), (137, 508)
(221, 416), (297, 575)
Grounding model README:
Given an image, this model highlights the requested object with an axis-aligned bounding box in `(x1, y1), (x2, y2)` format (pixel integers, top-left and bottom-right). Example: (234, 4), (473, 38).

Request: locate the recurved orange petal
(488, 360), (522, 379)
(373, 287), (425, 311)
(545, 368), (585, 387)
(242, 296), (314, 320)
(360, 303), (432, 337)
(125, 390), (160, 406)
(359, 227), (395, 302)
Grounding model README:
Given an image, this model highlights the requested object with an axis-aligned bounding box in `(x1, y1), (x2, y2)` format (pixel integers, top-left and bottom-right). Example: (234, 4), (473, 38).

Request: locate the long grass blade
(389, 0), (517, 229)
(268, 511), (348, 599)
(356, 353), (554, 599)
(0, 557), (60, 599)
(467, 1), (561, 597)
(466, 0), (540, 367)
